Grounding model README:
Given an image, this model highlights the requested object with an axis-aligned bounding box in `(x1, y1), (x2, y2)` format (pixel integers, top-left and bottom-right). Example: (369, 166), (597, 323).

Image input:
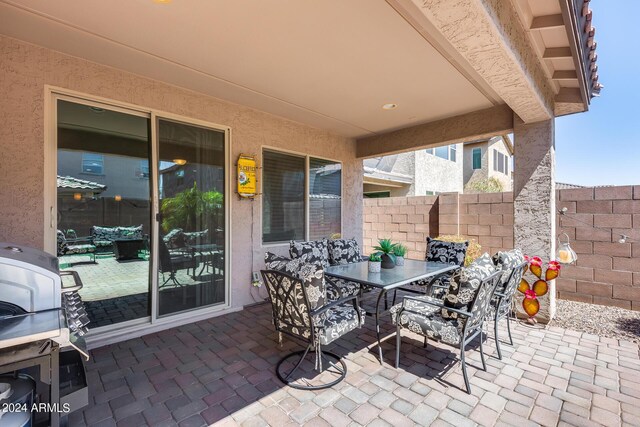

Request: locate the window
(449, 145), (456, 162)
(425, 190), (439, 196)
(472, 148), (482, 169)
(493, 150), (508, 174)
(262, 150), (342, 243)
(364, 191), (390, 198)
(435, 146), (449, 160)
(81, 153), (104, 174)
(309, 158), (342, 240)
(262, 150), (306, 243)
(425, 148), (434, 155)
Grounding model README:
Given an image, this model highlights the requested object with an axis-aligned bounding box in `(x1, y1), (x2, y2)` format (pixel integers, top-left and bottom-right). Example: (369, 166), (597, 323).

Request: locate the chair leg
(460, 342), (471, 394)
(276, 346), (347, 390)
(423, 336), (428, 348)
(479, 329), (487, 371)
(494, 316), (502, 360)
(506, 315), (513, 345)
(395, 324), (401, 369)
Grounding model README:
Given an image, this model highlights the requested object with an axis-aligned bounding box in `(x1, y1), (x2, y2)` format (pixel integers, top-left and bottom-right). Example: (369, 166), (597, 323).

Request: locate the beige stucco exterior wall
(486, 138), (513, 191)
(414, 144), (464, 195)
(463, 138), (512, 192)
(0, 35), (362, 309)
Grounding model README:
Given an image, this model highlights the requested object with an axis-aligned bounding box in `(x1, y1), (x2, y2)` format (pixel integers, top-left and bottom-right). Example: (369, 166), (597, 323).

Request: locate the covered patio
(72, 302), (639, 426)
(0, 0), (620, 426)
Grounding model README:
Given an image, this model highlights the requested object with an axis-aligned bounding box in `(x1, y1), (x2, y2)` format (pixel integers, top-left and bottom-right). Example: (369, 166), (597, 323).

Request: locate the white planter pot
(368, 261), (381, 273)
(395, 256), (405, 266)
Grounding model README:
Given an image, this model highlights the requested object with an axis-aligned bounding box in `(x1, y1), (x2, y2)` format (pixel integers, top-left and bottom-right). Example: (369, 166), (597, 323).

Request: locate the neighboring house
(463, 135), (514, 192)
(363, 143), (463, 197)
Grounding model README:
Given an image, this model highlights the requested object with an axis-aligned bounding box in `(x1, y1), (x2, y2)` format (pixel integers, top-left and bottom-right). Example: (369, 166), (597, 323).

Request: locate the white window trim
(44, 85), (233, 345)
(261, 146), (343, 247)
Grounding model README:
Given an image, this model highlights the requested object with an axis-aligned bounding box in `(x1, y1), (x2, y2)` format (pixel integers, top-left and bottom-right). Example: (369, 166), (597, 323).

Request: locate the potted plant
(368, 253), (382, 273)
(393, 244), (407, 266)
(373, 238), (397, 269)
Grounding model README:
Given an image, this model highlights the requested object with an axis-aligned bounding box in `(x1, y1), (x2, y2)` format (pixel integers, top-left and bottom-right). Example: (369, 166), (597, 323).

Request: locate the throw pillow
(289, 239), (330, 269)
(426, 237), (468, 266)
(328, 238), (361, 265)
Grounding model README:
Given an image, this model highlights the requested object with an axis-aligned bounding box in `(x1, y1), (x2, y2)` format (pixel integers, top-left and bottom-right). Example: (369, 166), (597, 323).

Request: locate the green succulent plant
(392, 244), (407, 257)
(373, 238), (397, 262)
(368, 253), (382, 262)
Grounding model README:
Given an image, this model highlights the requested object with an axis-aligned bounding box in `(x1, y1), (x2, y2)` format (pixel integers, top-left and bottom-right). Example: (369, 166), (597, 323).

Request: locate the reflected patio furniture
(393, 269), (502, 394)
(56, 230), (97, 265)
(159, 238), (196, 288)
(261, 268), (364, 390)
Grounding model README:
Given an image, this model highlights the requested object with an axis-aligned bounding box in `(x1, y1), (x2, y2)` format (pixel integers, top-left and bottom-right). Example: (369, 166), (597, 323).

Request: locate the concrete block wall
(555, 186), (640, 310)
(362, 185), (640, 311)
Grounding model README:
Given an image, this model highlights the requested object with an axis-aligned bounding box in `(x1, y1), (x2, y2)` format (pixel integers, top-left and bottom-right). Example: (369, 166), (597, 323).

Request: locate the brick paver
(76, 302), (640, 426)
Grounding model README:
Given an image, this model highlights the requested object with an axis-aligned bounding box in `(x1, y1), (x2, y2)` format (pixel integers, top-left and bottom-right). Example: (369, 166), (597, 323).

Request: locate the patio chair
(490, 249), (527, 359)
(392, 253), (501, 394)
(391, 237), (468, 305)
(56, 230), (97, 265)
(261, 265), (364, 390)
(159, 238), (196, 287)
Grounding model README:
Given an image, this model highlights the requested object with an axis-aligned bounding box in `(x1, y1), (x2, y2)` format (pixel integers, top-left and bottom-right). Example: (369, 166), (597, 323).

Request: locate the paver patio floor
(73, 301), (640, 427)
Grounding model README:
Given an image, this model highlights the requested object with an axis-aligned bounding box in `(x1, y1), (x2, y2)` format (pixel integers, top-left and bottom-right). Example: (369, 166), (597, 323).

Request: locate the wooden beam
(531, 14), (565, 30)
(553, 70), (578, 80)
(356, 105), (514, 159)
(543, 47), (572, 59)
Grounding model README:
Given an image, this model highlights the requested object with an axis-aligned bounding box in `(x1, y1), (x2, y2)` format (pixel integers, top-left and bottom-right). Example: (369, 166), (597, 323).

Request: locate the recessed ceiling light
(153, 0), (172, 4)
(382, 103), (398, 110)
(173, 159), (187, 166)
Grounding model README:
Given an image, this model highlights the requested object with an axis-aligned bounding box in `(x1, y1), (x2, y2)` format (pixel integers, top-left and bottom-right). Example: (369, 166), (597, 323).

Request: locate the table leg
(374, 289), (387, 364)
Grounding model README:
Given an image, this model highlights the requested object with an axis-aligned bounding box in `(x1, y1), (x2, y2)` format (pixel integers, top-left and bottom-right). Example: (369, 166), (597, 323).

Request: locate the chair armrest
(401, 295), (472, 318)
(360, 255), (370, 262)
(494, 291), (507, 298)
(311, 294), (359, 317)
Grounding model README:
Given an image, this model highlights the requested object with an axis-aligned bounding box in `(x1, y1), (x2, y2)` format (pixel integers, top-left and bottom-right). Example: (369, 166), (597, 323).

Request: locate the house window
(81, 153), (104, 174)
(450, 145), (456, 162)
(425, 190), (439, 196)
(493, 150), (508, 174)
(425, 148), (434, 155)
(435, 146), (449, 160)
(472, 148), (482, 169)
(262, 150), (342, 244)
(309, 158), (342, 240)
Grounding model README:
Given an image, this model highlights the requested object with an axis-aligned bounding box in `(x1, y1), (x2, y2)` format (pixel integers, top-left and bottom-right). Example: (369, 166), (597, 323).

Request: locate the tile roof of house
(363, 155), (413, 185)
(57, 175), (106, 191)
(556, 182), (585, 190)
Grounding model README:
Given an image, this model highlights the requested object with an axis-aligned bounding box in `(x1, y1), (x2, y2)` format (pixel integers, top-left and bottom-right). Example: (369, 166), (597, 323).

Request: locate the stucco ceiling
(0, 0), (495, 138)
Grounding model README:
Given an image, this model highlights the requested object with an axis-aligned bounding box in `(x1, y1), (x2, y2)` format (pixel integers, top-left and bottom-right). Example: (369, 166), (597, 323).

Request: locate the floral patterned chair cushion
(264, 252), (325, 310)
(163, 228), (185, 249)
(442, 253), (496, 319)
(328, 239), (361, 265)
(390, 296), (463, 346)
(289, 239), (330, 269)
(313, 303), (366, 345)
(492, 248), (525, 292)
(90, 225), (144, 247)
(426, 237), (468, 266)
(324, 276), (361, 301)
(183, 229), (208, 246)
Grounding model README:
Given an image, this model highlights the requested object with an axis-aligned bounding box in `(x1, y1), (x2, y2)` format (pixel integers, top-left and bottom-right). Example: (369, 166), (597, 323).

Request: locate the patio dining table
(325, 260), (457, 364)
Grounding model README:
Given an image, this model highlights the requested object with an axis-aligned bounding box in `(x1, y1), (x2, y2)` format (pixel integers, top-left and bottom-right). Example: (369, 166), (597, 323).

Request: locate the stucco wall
(463, 142), (489, 189)
(414, 145), (463, 195)
(0, 35), (362, 309)
(487, 138), (512, 191)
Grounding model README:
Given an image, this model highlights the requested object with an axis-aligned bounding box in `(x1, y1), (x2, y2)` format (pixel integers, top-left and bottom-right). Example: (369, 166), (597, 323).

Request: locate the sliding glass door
(56, 99), (152, 328)
(156, 118), (227, 316)
(54, 95), (228, 333)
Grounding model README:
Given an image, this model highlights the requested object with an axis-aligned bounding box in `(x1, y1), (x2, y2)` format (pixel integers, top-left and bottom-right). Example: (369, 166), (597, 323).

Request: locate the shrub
(435, 234), (482, 266)
(466, 177), (504, 193)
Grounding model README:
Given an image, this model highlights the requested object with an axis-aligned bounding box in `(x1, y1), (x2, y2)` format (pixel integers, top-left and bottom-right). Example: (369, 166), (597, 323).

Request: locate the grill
(0, 243), (90, 427)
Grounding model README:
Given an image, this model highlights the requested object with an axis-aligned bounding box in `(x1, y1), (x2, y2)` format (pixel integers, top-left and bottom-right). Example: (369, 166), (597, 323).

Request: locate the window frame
(472, 147), (482, 170)
(261, 146), (343, 246)
(449, 145), (456, 162)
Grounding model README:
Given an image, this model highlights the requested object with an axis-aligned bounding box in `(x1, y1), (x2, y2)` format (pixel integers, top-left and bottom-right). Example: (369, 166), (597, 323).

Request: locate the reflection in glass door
(157, 118), (226, 316)
(56, 99), (152, 328)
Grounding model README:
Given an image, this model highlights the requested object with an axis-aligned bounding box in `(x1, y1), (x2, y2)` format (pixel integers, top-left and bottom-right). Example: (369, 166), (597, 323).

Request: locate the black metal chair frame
(491, 261), (528, 359)
(394, 270), (502, 394)
(159, 239), (196, 288)
(261, 269), (362, 390)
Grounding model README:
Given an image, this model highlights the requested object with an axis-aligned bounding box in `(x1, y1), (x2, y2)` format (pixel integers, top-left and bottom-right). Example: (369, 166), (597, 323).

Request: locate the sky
(554, 1), (640, 186)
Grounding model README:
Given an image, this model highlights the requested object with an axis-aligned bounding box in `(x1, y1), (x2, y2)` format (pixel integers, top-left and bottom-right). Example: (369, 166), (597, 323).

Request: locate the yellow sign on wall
(237, 155), (257, 198)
